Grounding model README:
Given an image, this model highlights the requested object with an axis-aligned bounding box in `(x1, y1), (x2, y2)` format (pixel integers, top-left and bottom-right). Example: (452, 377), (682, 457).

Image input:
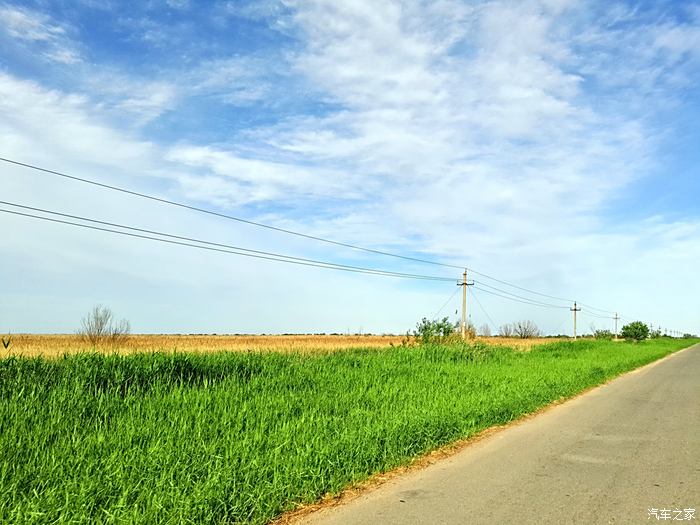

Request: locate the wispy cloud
(245, 1), (644, 248)
(82, 73), (180, 125)
(0, 73), (155, 169)
(0, 4), (81, 63)
(166, 145), (362, 206)
(0, 4), (66, 41)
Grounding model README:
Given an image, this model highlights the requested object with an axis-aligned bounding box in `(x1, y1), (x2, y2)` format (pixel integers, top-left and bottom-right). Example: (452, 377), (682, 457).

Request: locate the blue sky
(1, 0), (699, 335)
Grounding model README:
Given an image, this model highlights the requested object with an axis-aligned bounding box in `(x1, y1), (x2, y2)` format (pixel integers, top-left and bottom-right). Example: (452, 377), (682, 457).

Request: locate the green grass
(0, 338), (696, 524)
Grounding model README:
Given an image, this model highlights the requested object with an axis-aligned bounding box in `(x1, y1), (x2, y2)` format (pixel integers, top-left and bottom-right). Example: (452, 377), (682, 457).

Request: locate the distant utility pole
(457, 270), (475, 340)
(613, 313), (620, 340)
(571, 301), (582, 340)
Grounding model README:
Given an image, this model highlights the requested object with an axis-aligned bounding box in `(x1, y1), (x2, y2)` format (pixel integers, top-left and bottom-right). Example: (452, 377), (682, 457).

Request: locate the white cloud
(0, 73), (157, 169)
(220, 0), (286, 21)
(186, 56), (277, 106)
(166, 144), (370, 206)
(114, 82), (179, 123)
(81, 76), (180, 125)
(0, 5), (65, 41)
(653, 22), (700, 59)
(42, 48), (81, 64)
(268, 1), (643, 240)
(0, 4), (82, 63)
(165, 0), (189, 9)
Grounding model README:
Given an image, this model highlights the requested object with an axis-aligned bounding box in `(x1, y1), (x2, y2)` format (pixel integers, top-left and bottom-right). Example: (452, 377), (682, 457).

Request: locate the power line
(475, 277), (618, 317)
(0, 157), (464, 270)
(578, 309), (612, 320)
(473, 285), (569, 310)
(0, 156), (622, 315)
(577, 302), (615, 315)
(470, 288), (498, 329)
(0, 202), (664, 332)
(552, 317), (568, 336)
(2, 200), (456, 280)
(431, 287), (460, 319)
(474, 281), (570, 309)
(0, 206), (458, 282)
(620, 314), (646, 323)
(467, 268), (573, 303)
(0, 202), (640, 326)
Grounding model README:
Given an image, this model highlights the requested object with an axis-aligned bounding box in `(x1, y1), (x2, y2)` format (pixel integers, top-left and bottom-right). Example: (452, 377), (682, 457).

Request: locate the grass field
(4, 333), (560, 357)
(1, 337), (695, 524)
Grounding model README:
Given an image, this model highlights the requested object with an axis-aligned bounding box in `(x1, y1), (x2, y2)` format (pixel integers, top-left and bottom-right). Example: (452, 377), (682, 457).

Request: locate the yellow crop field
(3, 334), (561, 358)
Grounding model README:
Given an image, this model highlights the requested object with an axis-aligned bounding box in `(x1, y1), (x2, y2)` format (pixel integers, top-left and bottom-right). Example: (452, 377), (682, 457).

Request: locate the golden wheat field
(2, 334), (561, 358)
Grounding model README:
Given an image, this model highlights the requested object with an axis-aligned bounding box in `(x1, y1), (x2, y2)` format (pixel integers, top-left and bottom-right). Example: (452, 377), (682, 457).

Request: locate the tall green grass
(0, 338), (695, 524)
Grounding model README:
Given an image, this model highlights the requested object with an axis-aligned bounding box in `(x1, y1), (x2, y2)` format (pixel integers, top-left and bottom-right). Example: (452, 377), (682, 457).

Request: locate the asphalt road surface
(302, 345), (699, 525)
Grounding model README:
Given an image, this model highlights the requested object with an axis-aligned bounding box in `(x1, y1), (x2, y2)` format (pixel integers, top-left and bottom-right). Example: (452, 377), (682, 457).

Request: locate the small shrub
(498, 323), (514, 337)
(412, 317), (479, 344)
(620, 321), (649, 342)
(78, 305), (131, 347)
(395, 331), (415, 348)
(513, 320), (540, 339)
(594, 329), (613, 340)
(413, 317), (459, 345)
(478, 324), (491, 337)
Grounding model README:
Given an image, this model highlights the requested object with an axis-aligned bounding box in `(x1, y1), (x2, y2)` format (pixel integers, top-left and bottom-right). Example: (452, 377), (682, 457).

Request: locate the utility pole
(570, 301), (581, 340)
(457, 270), (475, 340)
(613, 313), (620, 340)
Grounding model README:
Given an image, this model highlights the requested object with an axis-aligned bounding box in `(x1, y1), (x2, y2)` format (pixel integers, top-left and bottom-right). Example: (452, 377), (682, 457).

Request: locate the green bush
(413, 317), (458, 344)
(620, 321), (649, 341)
(594, 329), (613, 340)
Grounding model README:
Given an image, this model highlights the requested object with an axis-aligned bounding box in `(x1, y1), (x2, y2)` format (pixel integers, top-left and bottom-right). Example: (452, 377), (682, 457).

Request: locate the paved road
(302, 345), (699, 525)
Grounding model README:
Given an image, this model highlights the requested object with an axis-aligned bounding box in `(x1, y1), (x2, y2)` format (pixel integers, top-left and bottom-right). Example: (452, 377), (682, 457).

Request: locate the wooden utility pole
(613, 313), (620, 340)
(570, 301), (581, 340)
(457, 270), (475, 340)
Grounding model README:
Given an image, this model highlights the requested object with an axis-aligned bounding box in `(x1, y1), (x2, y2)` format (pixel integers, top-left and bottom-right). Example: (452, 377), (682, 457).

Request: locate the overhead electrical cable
(0, 156), (619, 314)
(474, 281), (570, 309)
(465, 268), (573, 303)
(4, 200), (450, 278)
(0, 205), (458, 282)
(431, 287), (460, 319)
(578, 310), (613, 320)
(470, 288), (498, 329)
(577, 302), (616, 315)
(0, 157), (464, 270)
(473, 285), (570, 309)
